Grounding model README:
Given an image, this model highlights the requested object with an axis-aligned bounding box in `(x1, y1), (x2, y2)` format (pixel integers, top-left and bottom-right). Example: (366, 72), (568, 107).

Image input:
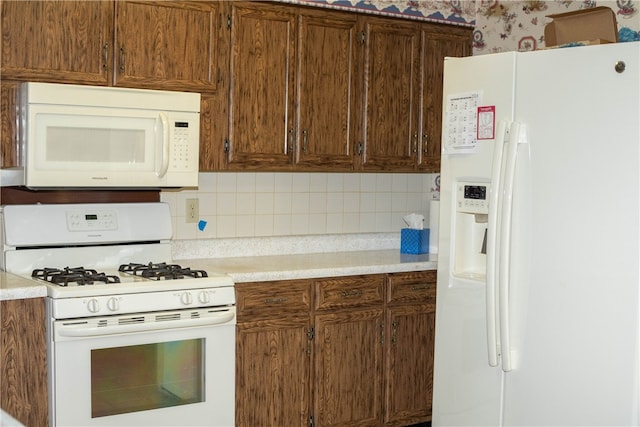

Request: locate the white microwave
(10, 82), (201, 189)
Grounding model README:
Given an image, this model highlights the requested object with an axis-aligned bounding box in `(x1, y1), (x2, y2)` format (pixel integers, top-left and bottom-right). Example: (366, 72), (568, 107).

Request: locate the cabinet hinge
(224, 138), (230, 153)
(308, 415), (314, 427)
(227, 15), (231, 30)
(381, 323), (385, 345)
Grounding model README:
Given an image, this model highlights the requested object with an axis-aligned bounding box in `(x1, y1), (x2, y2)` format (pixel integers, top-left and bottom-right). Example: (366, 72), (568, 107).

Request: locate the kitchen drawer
(314, 274), (385, 311)
(387, 271), (436, 304)
(235, 280), (311, 320)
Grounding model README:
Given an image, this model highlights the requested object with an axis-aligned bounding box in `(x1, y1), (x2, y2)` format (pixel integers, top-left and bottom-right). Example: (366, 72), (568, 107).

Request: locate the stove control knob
(107, 297), (120, 312)
(180, 292), (193, 305)
(87, 298), (100, 313)
(198, 290), (211, 304)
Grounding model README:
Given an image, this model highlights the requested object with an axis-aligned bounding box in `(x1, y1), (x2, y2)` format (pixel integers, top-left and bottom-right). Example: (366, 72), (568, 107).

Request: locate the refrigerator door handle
(499, 122), (527, 372)
(486, 120), (509, 367)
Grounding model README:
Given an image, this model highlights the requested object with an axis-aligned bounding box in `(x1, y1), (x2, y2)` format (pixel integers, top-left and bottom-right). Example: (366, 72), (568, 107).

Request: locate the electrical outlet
(185, 198), (199, 223)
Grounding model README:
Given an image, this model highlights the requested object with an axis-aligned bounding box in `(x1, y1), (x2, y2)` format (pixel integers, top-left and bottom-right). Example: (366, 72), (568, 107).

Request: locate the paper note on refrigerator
(444, 91), (481, 154)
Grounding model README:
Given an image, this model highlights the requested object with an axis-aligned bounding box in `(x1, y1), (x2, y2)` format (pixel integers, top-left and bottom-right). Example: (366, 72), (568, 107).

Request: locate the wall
(290, 0), (640, 54)
(473, 0), (640, 54)
(161, 172), (439, 240)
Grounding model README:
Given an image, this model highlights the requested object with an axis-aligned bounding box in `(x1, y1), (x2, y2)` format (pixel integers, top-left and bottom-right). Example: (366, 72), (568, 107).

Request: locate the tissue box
(401, 228), (429, 254)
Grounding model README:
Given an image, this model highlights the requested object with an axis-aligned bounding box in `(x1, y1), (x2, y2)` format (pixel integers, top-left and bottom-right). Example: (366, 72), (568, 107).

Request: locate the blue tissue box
(400, 228), (430, 254)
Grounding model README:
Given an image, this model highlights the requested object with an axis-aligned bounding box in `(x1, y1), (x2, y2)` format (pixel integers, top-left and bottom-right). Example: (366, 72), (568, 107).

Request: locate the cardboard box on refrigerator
(544, 6), (618, 48)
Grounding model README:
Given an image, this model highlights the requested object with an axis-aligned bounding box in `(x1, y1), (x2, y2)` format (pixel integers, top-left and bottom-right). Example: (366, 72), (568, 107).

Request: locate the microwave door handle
(156, 112), (171, 178)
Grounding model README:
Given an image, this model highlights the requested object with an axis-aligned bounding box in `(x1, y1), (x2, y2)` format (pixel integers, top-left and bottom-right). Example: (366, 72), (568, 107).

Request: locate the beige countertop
(0, 271), (47, 301)
(1, 248), (437, 300)
(178, 249), (437, 283)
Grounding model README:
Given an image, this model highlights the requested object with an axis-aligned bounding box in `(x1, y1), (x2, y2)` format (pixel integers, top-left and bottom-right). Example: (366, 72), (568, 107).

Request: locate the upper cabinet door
(359, 18), (421, 172)
(227, 3), (297, 170)
(114, 1), (220, 92)
(0, 0), (113, 84)
(295, 12), (358, 171)
(418, 26), (472, 172)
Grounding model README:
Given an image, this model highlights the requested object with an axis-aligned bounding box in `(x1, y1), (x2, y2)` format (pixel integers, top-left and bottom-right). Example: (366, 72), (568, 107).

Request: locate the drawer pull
(264, 297), (288, 304)
(340, 289), (363, 298)
(411, 284), (430, 291)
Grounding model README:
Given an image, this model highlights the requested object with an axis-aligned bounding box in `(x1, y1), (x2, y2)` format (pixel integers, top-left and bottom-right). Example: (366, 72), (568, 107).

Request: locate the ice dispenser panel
(453, 182), (489, 281)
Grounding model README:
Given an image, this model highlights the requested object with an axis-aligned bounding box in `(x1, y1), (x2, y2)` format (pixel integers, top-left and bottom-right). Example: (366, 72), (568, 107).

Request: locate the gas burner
(118, 262), (209, 281)
(32, 267), (121, 287)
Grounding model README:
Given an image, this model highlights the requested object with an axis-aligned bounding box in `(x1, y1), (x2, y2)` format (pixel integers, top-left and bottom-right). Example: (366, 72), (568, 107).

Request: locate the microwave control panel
(456, 182), (489, 214)
(170, 121), (196, 171)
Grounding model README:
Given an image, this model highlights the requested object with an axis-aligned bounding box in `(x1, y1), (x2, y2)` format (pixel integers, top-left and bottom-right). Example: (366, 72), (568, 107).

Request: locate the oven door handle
(58, 310), (235, 338)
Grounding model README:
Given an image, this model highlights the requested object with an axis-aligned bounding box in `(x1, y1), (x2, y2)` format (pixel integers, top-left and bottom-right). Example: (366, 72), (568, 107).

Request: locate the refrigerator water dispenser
(452, 182), (489, 280)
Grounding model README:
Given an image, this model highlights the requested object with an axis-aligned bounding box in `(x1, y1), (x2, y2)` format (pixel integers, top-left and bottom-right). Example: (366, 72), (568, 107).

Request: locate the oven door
(49, 307), (235, 427)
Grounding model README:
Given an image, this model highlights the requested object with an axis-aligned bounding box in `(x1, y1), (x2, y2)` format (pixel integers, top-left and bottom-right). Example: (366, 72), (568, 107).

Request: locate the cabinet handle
(102, 43), (109, 71)
(119, 46), (125, 73)
(340, 289), (363, 298)
(288, 128), (294, 154)
(356, 142), (363, 156)
(423, 134), (429, 153)
(411, 284), (430, 291)
(263, 297), (288, 304)
(302, 129), (308, 154)
(391, 320), (398, 344)
(413, 132), (418, 153)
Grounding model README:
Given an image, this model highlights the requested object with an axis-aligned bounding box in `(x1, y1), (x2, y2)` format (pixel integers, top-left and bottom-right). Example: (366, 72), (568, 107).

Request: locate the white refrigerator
(432, 41), (640, 426)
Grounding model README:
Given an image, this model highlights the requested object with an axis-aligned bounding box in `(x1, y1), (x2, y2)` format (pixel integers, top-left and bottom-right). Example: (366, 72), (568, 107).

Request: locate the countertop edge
(0, 272), (47, 301)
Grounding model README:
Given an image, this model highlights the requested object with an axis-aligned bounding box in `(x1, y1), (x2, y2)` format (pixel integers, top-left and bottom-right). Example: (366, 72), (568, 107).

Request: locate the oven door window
(91, 339), (204, 418)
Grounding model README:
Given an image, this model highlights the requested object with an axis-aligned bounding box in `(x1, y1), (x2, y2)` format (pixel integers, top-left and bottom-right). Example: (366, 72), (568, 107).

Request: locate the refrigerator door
(432, 52), (517, 426)
(502, 42), (640, 426)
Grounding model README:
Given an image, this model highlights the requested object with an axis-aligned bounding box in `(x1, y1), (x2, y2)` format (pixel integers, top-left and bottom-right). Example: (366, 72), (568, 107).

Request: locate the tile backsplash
(161, 172), (440, 240)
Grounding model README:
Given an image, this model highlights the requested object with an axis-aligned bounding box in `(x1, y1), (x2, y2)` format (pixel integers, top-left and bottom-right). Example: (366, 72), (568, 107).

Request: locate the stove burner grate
(118, 262), (208, 280)
(32, 267), (121, 286)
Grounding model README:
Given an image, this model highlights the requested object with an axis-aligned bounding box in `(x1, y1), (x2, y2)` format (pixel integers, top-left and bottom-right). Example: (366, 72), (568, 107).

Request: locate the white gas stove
(1, 202), (234, 318)
(1, 202), (236, 427)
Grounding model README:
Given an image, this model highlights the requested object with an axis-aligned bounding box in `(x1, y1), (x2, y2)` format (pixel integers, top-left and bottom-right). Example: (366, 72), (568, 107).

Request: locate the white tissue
(403, 213), (424, 230)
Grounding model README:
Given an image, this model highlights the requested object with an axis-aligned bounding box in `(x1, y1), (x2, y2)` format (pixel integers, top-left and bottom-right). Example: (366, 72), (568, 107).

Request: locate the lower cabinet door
(314, 308), (385, 427)
(384, 303), (436, 426)
(235, 316), (311, 427)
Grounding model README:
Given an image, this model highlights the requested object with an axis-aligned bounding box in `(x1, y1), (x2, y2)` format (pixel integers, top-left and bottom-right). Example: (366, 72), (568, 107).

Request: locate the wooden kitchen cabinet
(0, 0), (221, 92)
(384, 271), (437, 426)
(358, 19), (472, 173)
(294, 10), (359, 171)
(226, 3), (297, 170)
(0, 298), (48, 427)
(313, 275), (386, 426)
(0, 0), (113, 85)
(418, 26), (473, 172)
(235, 271), (436, 426)
(357, 18), (421, 172)
(113, 1), (221, 92)
(235, 280), (312, 427)
(224, 3), (358, 172)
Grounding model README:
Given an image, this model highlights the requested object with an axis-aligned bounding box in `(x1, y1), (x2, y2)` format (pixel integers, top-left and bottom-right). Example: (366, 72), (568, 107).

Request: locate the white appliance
(432, 41), (640, 426)
(5, 82), (200, 188)
(1, 203), (235, 427)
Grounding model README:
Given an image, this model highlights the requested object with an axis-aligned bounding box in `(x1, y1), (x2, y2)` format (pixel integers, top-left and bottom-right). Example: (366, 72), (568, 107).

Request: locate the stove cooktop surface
(28, 262), (234, 299)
